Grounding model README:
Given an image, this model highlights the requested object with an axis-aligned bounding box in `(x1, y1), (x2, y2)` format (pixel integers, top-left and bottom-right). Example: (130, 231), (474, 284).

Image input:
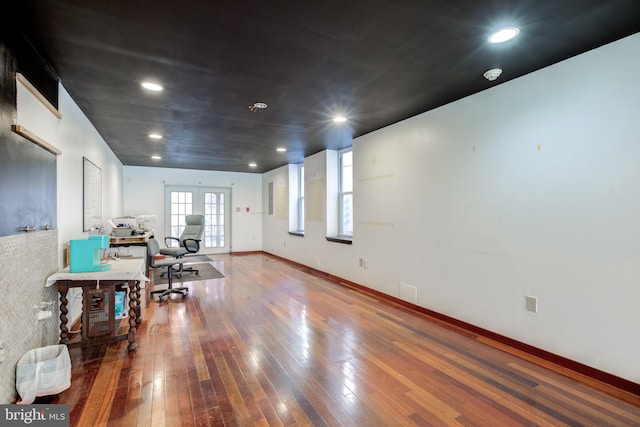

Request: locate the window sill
(288, 231), (304, 237)
(325, 236), (352, 245)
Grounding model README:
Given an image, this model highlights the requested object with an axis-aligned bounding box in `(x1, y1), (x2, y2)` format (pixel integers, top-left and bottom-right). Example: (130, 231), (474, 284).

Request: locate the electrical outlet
(358, 258), (363, 267)
(525, 295), (538, 313)
(363, 259), (368, 269)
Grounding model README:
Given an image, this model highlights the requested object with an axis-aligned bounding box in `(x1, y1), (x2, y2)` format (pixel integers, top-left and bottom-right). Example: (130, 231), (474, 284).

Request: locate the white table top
(45, 258), (149, 287)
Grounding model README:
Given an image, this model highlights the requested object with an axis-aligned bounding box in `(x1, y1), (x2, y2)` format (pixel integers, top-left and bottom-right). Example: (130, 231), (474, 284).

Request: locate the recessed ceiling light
(151, 155), (162, 160)
(149, 133), (163, 139)
(333, 116), (347, 123)
(141, 81), (163, 91)
(488, 27), (519, 43)
(276, 147), (286, 152)
(248, 162), (257, 167)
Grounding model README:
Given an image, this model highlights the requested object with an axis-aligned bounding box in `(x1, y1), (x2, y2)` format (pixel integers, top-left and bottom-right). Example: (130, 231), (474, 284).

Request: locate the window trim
(287, 163), (305, 235)
(338, 148), (353, 237)
(326, 235), (352, 244)
(297, 163), (304, 233)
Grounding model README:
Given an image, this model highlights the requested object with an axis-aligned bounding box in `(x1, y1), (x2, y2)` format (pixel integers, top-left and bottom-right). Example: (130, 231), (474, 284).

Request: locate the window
(298, 164), (305, 232)
(339, 148), (353, 236)
(268, 182), (274, 215)
(324, 149), (352, 244)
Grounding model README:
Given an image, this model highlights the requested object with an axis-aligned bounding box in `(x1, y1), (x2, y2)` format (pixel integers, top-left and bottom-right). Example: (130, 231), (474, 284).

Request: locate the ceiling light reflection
(289, 301), (311, 364)
(249, 348), (263, 371)
(154, 376), (163, 388)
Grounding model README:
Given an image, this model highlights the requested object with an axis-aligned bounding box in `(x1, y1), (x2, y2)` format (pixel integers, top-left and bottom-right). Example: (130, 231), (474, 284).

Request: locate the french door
(164, 186), (231, 254)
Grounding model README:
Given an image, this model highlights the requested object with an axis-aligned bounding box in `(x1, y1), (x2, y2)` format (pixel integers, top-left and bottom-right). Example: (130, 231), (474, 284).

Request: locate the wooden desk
(46, 258), (149, 351)
(109, 231), (153, 274)
(109, 230), (153, 247)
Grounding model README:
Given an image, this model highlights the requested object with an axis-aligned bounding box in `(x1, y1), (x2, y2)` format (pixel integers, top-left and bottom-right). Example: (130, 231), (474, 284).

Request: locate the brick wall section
(0, 230), (59, 403)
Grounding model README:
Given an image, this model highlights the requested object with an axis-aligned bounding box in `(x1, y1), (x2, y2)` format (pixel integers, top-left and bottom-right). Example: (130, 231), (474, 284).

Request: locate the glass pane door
(168, 190), (193, 247)
(204, 191), (225, 248)
(165, 186), (230, 253)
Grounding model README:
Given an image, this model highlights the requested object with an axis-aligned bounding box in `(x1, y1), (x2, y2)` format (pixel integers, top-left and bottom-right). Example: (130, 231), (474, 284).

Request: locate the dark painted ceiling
(11, 1), (640, 173)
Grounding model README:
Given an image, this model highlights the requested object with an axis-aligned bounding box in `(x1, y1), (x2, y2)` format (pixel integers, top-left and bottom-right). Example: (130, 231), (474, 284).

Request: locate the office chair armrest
(164, 236), (180, 247)
(183, 238), (201, 253)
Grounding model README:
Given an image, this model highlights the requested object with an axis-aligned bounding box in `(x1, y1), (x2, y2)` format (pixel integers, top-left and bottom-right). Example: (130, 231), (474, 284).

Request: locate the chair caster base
(152, 289), (188, 301)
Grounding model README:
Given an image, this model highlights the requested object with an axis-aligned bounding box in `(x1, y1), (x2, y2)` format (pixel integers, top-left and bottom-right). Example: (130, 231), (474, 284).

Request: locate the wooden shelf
(12, 125), (62, 156)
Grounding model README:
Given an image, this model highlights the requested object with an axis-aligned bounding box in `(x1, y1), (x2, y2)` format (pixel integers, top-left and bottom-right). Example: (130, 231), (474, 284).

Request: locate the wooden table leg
(127, 281), (138, 351)
(135, 280), (142, 324)
(58, 281), (69, 344)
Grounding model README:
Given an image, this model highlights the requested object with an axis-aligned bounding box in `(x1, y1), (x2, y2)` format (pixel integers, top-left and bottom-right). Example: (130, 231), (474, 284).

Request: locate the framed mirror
(83, 157), (102, 231)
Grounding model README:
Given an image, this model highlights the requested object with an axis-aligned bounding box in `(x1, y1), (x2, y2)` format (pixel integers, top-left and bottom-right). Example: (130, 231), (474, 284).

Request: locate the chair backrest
(147, 237), (161, 259)
(180, 214), (204, 250)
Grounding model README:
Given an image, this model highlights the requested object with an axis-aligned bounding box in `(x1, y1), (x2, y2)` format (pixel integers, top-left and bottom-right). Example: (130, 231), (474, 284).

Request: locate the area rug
(182, 254), (214, 263)
(153, 263), (224, 285)
(151, 254), (213, 264)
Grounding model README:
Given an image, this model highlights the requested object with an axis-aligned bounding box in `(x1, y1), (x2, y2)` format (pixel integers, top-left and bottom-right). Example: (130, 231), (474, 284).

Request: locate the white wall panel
(262, 34), (640, 383)
(123, 166), (262, 253)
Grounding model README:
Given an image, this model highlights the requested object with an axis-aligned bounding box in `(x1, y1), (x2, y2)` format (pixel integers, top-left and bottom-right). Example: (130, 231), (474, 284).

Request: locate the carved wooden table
(45, 258), (148, 351)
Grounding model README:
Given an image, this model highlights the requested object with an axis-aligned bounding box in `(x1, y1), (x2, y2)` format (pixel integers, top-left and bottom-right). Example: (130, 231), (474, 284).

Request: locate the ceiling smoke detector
(483, 68), (502, 81)
(249, 102), (268, 112)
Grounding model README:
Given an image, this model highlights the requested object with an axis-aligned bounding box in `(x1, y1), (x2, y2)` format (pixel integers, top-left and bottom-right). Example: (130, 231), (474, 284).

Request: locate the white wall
(263, 150), (359, 279)
(262, 33), (640, 383)
(123, 166), (262, 253)
(17, 83), (124, 263)
(16, 81), (125, 335)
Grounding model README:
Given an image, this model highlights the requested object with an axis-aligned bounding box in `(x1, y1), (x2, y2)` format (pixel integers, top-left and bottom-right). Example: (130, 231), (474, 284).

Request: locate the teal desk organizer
(69, 235), (111, 273)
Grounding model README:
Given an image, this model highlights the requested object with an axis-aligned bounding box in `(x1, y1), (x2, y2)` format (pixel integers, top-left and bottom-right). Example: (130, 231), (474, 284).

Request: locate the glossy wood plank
(46, 253), (640, 426)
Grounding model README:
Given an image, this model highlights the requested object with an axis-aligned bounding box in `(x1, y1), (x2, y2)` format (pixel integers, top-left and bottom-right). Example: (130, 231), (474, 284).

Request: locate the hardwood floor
(48, 254), (640, 426)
